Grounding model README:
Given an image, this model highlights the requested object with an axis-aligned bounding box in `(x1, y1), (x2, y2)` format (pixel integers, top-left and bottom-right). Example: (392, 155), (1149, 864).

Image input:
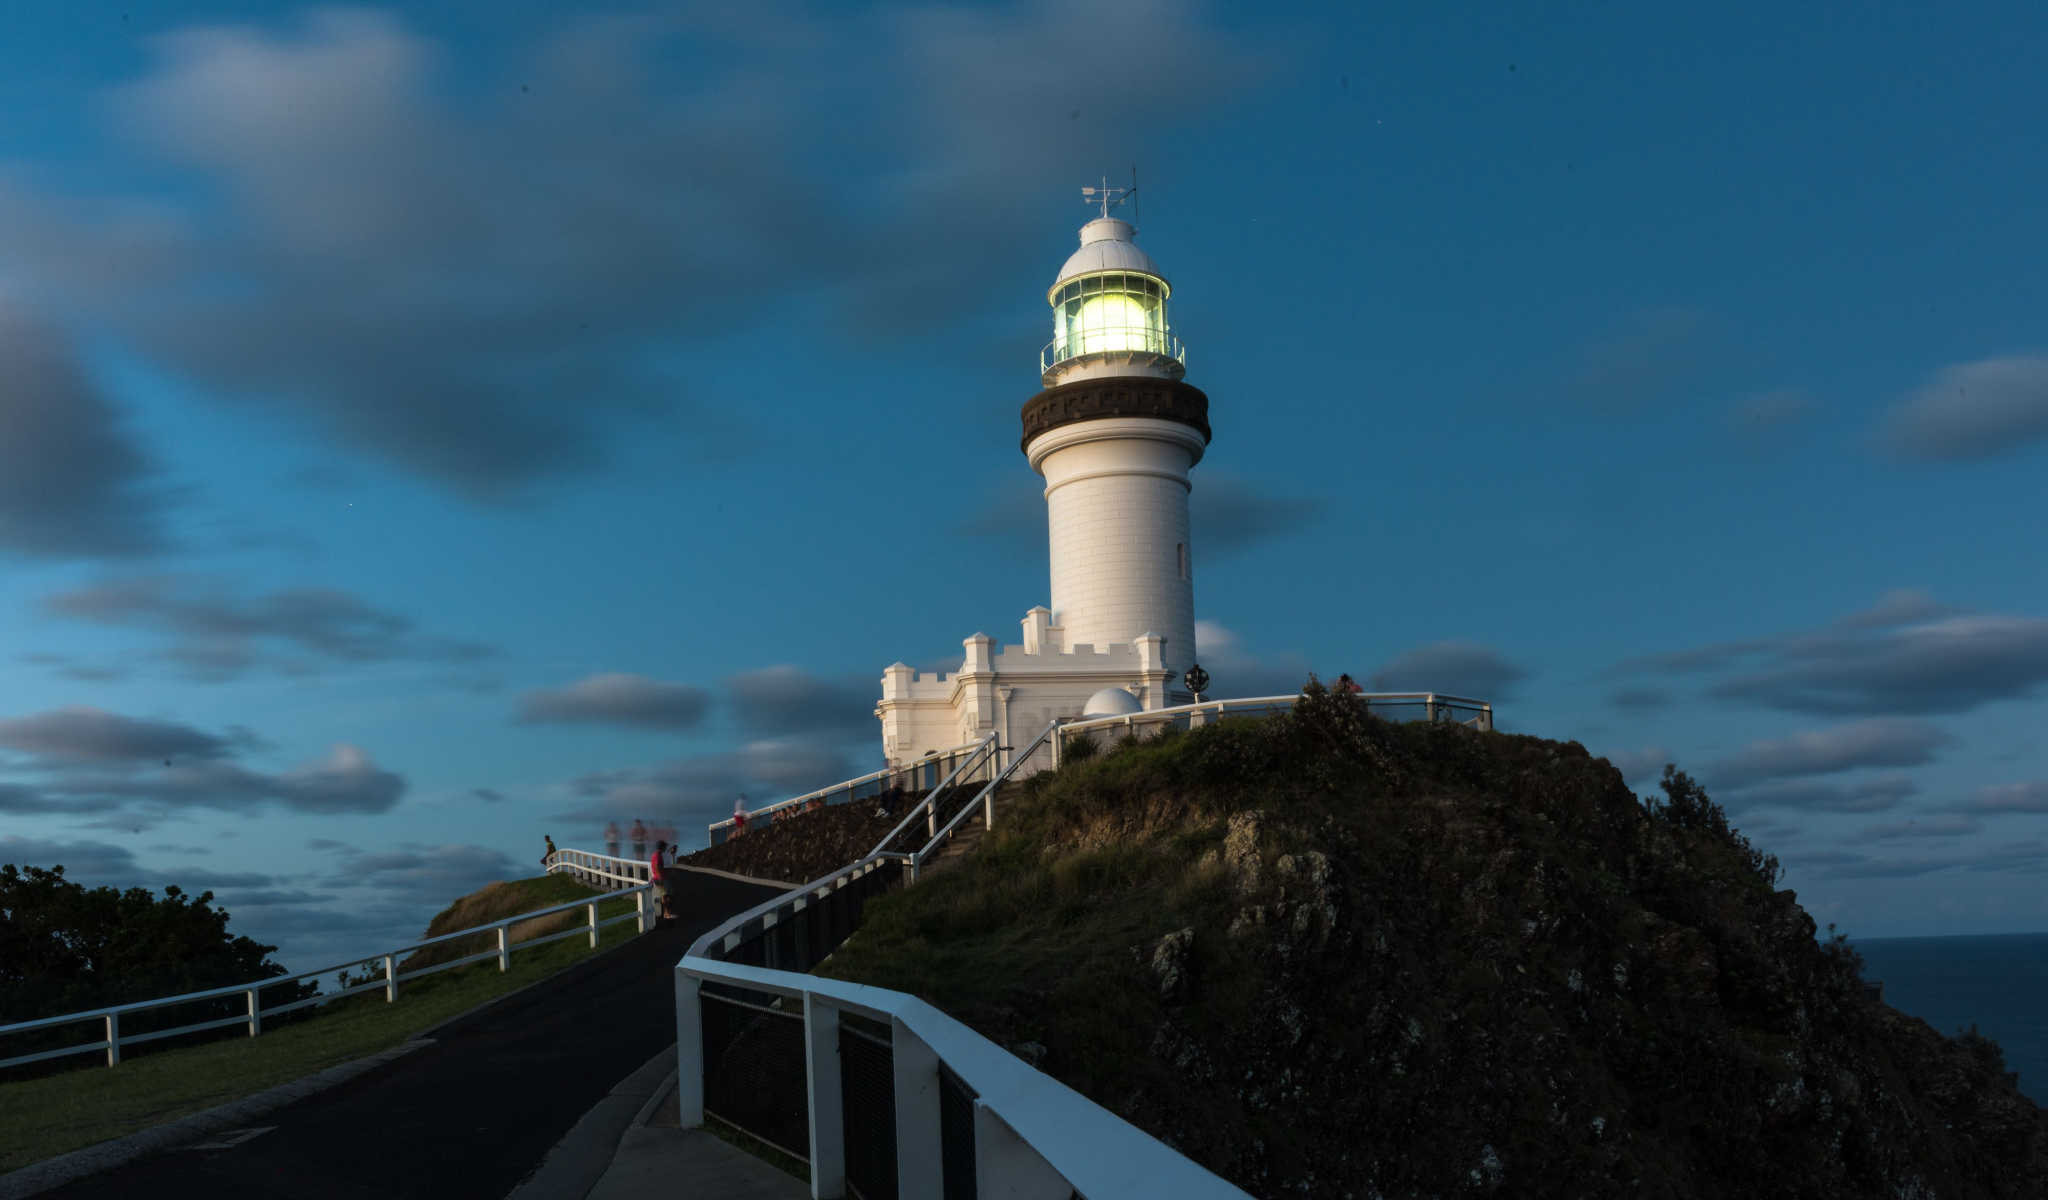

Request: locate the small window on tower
(1178, 542), (1190, 580)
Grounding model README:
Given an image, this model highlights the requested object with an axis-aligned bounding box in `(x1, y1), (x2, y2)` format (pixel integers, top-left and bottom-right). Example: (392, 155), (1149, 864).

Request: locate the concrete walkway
(21, 869), (788, 1200)
(579, 1063), (805, 1200)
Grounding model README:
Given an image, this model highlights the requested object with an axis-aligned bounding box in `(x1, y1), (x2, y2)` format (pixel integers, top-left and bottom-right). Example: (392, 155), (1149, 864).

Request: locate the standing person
(730, 794), (749, 838)
(650, 840), (672, 921)
(629, 817), (648, 861)
(540, 834), (557, 867)
(604, 820), (621, 860)
(1336, 673), (1364, 694)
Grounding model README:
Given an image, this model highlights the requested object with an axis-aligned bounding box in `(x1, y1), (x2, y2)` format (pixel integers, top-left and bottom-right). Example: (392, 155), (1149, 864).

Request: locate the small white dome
(1082, 687), (1144, 717)
(1052, 218), (1167, 291)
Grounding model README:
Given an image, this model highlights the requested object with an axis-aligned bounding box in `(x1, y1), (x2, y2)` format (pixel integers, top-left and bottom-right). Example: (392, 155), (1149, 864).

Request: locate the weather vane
(1081, 169), (1140, 220)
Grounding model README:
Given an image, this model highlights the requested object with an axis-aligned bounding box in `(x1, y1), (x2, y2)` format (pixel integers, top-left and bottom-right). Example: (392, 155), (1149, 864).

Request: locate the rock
(1223, 810), (1267, 895)
(1149, 926), (1197, 1002)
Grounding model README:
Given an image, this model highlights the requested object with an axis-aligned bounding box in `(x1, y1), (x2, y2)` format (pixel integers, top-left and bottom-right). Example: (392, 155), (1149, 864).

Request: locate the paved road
(40, 870), (783, 1200)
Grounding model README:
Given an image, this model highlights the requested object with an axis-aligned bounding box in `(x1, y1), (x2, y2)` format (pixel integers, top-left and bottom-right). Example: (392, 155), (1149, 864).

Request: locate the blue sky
(1, 1), (2044, 971)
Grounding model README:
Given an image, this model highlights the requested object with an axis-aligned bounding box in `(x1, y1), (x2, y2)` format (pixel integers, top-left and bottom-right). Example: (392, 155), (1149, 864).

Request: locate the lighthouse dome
(1052, 218), (1166, 291)
(1081, 686), (1144, 718)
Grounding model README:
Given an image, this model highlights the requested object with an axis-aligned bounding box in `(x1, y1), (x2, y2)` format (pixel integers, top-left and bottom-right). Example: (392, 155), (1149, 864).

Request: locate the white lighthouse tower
(1029, 199), (1206, 681)
(877, 185), (1211, 763)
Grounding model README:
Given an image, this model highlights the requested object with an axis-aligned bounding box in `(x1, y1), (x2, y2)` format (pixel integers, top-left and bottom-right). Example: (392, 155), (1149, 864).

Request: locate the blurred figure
(629, 817), (648, 860)
(731, 794), (749, 838)
(604, 820), (621, 860)
(540, 834), (557, 867)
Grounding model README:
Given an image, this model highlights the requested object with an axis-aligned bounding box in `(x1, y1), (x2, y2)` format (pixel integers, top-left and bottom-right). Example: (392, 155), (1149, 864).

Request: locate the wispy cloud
(1611, 592), (2048, 716)
(0, 4), (1269, 499)
(0, 300), (176, 558)
(1370, 640), (1528, 701)
(0, 711), (405, 818)
(516, 673), (711, 731)
(42, 573), (495, 681)
(1878, 354), (2048, 460)
(1705, 718), (1952, 791)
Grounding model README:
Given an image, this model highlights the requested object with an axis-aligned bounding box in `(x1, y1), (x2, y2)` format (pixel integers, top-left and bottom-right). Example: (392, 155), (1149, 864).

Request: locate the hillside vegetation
(400, 871), (625, 972)
(816, 682), (2047, 1198)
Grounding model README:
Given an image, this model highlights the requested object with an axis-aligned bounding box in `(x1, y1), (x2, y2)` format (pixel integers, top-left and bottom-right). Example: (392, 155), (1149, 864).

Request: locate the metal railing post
(589, 901), (600, 949)
(637, 886), (649, 934)
(247, 988), (261, 1037)
(105, 1012), (119, 1067)
(497, 926), (511, 972)
(891, 1018), (945, 1197)
(674, 971), (704, 1127)
(384, 954), (398, 1002)
(804, 994), (846, 1197)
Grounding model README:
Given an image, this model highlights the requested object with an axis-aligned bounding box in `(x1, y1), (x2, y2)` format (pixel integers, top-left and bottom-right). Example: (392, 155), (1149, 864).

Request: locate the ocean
(1854, 932), (2048, 1105)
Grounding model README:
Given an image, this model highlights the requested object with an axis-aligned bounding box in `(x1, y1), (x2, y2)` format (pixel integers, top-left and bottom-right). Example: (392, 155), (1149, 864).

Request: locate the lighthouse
(1027, 204), (1208, 682)
(877, 185), (1210, 764)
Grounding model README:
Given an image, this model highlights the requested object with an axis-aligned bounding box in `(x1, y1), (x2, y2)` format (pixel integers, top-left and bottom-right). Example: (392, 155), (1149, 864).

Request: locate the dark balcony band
(1019, 378), (1213, 452)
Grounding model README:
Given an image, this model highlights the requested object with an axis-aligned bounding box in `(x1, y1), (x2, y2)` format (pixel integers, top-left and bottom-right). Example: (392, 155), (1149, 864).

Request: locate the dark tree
(1, 863), (315, 1070)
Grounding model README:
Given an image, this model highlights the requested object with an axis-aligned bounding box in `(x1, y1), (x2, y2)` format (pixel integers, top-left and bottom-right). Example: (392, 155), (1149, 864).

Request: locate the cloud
(5, 721), (407, 816)
(0, 784), (122, 816)
(1706, 718), (1952, 791)
(726, 665), (878, 740)
(1707, 614), (2048, 715)
(0, 705), (236, 764)
(1613, 592), (2048, 716)
(1370, 640), (1528, 701)
(0, 300), (175, 559)
(1878, 354), (2048, 460)
(553, 739), (858, 836)
(42, 573), (495, 681)
(1191, 477), (1326, 557)
(1955, 782), (2048, 815)
(1833, 589), (1952, 630)
(472, 787), (506, 804)
(0, 6), (1268, 499)
(1606, 687), (1670, 710)
(516, 672), (711, 731)
(1720, 774), (1918, 815)
(1849, 815), (1983, 843)
(1819, 856), (1957, 880)
(325, 842), (526, 905)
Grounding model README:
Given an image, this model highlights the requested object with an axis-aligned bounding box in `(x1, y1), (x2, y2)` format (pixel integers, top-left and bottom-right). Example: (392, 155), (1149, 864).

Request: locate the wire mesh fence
(840, 1011), (897, 1199)
(700, 985), (810, 1165)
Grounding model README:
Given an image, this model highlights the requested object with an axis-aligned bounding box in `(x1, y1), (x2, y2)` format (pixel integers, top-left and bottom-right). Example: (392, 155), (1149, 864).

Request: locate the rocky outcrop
(818, 681), (2048, 1199)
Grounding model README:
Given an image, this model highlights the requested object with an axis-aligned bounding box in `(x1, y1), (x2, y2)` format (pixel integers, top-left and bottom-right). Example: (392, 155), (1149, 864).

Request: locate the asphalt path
(38, 869), (784, 1200)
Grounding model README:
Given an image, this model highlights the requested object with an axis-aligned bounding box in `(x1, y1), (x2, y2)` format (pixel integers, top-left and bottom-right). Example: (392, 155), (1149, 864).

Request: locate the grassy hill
(816, 682), (2047, 1198)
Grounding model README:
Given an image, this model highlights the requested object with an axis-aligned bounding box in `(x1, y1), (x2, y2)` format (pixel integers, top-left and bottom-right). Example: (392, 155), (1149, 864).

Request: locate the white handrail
(3, 854), (652, 1072)
(864, 733), (998, 859)
(909, 720), (1060, 880)
(704, 739), (988, 840)
(1056, 690), (1494, 750)
(677, 959), (1249, 1198)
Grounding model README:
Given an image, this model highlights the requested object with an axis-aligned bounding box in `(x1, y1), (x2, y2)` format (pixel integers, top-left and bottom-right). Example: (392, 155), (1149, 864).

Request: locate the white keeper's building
(876, 199), (1215, 763)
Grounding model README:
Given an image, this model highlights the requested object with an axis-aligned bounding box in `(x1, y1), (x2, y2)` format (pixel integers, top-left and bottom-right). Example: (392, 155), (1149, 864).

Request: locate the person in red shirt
(650, 840), (672, 921)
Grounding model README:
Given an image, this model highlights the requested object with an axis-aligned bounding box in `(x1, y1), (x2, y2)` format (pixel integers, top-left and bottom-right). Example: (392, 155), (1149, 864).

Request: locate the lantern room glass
(1052, 272), (1169, 361)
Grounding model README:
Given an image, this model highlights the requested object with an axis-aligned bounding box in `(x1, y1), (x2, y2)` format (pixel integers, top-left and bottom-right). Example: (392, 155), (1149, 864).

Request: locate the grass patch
(0, 882), (641, 1172)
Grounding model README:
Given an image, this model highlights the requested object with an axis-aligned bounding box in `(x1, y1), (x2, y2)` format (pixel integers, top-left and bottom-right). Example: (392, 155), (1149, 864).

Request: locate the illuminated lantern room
(1041, 215), (1186, 386)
